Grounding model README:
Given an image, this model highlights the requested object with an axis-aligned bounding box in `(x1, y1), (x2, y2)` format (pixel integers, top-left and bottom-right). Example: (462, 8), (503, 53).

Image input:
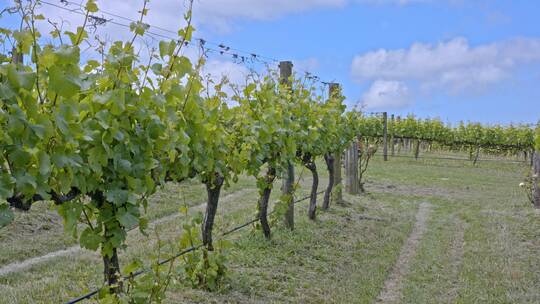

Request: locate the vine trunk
(258, 167), (276, 238)
(323, 153), (335, 210)
(202, 174), (225, 250)
(305, 160), (319, 220)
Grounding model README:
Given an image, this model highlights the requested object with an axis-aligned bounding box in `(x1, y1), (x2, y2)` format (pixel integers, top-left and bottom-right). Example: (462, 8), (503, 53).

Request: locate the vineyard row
(1, 1), (539, 302)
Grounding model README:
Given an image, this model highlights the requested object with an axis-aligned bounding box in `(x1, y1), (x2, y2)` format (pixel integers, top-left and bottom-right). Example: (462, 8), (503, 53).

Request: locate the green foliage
(270, 193), (292, 224)
(176, 206), (229, 291)
(0, 0), (198, 283)
(318, 86), (355, 155)
(116, 244), (175, 304)
(359, 114), (535, 155)
(232, 75), (298, 177)
(0, 202), (14, 228)
(0, 0), (375, 298)
(331, 183), (343, 204)
(98, 244), (174, 304)
(181, 244), (229, 291)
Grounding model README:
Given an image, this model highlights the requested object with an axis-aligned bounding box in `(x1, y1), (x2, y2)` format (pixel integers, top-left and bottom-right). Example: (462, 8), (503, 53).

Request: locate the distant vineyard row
(358, 115), (538, 153)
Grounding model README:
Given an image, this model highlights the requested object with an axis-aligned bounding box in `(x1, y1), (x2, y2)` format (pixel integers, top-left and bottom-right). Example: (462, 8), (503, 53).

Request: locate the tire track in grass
(445, 217), (465, 303)
(0, 189), (251, 277)
(376, 202), (431, 304)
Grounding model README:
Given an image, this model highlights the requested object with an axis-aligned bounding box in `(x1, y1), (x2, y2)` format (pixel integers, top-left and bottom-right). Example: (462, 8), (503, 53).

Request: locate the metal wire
(55, 0), (280, 63)
(64, 190), (325, 304)
(37, 0), (328, 84)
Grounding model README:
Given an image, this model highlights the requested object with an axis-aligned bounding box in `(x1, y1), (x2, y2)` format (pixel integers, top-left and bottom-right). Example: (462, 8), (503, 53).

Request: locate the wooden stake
(396, 116), (402, 154)
(329, 83), (343, 204)
(414, 139), (421, 160)
(280, 61), (295, 230)
(533, 151), (540, 209)
(390, 114), (395, 157)
(346, 139), (359, 194)
(383, 112), (388, 161)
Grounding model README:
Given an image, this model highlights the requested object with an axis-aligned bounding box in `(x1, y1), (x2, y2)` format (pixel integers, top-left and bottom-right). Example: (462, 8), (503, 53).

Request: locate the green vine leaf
(80, 227), (103, 251)
(0, 203), (14, 228)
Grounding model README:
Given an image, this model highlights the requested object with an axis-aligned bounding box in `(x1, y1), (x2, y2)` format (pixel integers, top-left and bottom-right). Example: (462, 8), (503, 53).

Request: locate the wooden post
(414, 139), (421, 160)
(533, 151), (540, 209)
(345, 138), (359, 194)
(390, 114), (395, 157)
(329, 83), (343, 204)
(383, 112), (388, 161)
(404, 138), (408, 152)
(353, 139), (359, 194)
(396, 116), (402, 154)
(345, 143), (350, 193)
(344, 138), (351, 194)
(473, 146), (481, 166)
(280, 61), (295, 230)
(333, 152), (343, 204)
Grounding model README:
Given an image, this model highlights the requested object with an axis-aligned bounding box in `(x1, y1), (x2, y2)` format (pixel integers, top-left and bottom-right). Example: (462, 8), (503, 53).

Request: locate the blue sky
(1, 0), (539, 125)
(194, 0), (540, 125)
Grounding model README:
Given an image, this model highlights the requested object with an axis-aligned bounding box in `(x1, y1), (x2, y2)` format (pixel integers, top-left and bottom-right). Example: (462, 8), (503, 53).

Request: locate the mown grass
(1, 150), (539, 304)
(0, 176), (255, 265)
(386, 151), (540, 303)
(165, 192), (417, 303)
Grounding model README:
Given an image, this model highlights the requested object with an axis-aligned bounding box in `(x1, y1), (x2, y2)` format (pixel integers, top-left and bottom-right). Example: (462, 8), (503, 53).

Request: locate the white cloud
(29, 0), (253, 96)
(32, 0), (435, 36)
(195, 0), (346, 31)
(195, 0), (347, 20)
(34, 0), (427, 34)
(35, 0), (189, 41)
(33, 0), (347, 34)
(293, 57), (320, 74)
(195, 0), (433, 30)
(360, 80), (411, 109)
(357, 0), (431, 5)
(203, 59), (251, 86)
(351, 37), (540, 95)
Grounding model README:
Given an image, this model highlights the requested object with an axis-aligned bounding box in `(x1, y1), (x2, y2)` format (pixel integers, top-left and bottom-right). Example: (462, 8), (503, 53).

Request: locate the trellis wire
(37, 0), (331, 84)
(64, 190), (324, 304)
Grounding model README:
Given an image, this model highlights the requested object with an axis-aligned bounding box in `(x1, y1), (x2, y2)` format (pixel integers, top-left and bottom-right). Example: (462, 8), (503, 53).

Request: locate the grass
(0, 150), (539, 303)
(165, 192), (417, 303)
(0, 176), (255, 265)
